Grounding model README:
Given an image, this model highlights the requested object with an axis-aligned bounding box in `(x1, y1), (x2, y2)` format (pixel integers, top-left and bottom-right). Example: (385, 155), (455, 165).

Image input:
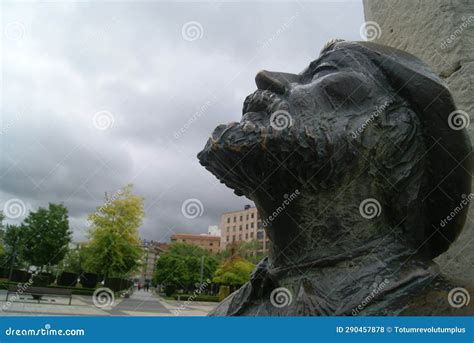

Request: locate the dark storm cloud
(0, 1), (364, 241)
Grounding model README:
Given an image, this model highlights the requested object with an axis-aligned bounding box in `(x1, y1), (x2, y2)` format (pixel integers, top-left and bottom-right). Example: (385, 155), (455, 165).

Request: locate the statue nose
(255, 70), (300, 94)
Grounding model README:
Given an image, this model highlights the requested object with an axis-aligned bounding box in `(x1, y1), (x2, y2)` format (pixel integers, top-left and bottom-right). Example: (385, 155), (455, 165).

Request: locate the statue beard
(198, 91), (326, 199)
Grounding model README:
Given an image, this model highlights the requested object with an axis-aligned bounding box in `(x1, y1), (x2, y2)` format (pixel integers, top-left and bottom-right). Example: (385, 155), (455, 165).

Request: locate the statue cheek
(321, 72), (372, 108)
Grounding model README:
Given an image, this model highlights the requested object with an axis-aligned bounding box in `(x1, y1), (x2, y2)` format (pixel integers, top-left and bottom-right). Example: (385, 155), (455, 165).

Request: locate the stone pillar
(363, 0), (474, 281)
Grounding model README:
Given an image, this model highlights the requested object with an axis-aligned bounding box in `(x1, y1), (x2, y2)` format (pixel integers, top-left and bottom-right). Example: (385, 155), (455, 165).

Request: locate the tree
(84, 184), (144, 278)
(218, 240), (265, 264)
(20, 203), (71, 270)
(0, 212), (5, 258)
(1, 224), (27, 269)
(59, 248), (83, 274)
(213, 256), (254, 287)
(153, 243), (218, 292)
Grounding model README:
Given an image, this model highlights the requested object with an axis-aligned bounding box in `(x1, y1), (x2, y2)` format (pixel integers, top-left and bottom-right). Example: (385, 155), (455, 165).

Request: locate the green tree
(218, 240), (265, 264)
(20, 203), (71, 270)
(153, 242), (218, 291)
(1, 224), (27, 269)
(84, 184), (144, 278)
(213, 255), (254, 287)
(0, 212), (5, 258)
(59, 248), (83, 274)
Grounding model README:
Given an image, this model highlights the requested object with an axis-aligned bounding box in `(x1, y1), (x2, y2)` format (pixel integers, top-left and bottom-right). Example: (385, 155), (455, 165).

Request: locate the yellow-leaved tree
(84, 184), (144, 278)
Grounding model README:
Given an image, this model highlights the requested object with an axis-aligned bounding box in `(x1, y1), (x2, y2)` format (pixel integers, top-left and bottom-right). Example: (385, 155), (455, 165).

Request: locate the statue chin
(198, 86), (297, 198)
(197, 121), (272, 197)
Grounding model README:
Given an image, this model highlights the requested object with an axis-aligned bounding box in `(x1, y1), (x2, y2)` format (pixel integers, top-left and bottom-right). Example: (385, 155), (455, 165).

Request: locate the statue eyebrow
(306, 60), (337, 76)
(313, 63), (337, 73)
(304, 60), (321, 75)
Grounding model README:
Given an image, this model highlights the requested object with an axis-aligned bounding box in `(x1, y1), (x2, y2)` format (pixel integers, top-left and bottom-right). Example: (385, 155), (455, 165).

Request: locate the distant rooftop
(221, 204), (256, 215)
(171, 233), (220, 240)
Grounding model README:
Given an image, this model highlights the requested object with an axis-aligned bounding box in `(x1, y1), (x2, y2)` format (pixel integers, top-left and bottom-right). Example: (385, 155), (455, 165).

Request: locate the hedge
(32, 275), (50, 287)
(104, 277), (131, 292)
(172, 294), (219, 302)
(38, 272), (55, 285)
(47, 285), (96, 296)
(0, 280), (24, 289)
(164, 284), (176, 297)
(0, 280), (96, 296)
(0, 267), (8, 278)
(57, 272), (78, 287)
(9, 270), (31, 283)
(80, 273), (98, 289)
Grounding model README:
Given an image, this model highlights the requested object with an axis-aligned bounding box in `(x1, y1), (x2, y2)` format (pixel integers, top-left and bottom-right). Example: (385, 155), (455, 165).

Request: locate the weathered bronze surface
(198, 40), (473, 316)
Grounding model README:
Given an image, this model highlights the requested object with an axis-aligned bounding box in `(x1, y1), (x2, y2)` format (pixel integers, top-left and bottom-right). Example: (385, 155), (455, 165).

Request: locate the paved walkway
(106, 290), (170, 316)
(155, 294), (218, 316)
(0, 289), (216, 316)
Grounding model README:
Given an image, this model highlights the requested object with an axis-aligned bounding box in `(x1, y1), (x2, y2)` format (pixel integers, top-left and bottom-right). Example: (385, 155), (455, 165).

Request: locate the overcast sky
(1, 0), (364, 242)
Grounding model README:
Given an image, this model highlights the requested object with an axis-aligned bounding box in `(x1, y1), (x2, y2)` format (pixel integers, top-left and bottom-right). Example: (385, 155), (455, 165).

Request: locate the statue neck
(254, 186), (419, 269)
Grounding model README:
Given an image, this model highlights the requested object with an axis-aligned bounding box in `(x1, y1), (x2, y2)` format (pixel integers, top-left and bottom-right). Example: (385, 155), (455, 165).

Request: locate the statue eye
(312, 63), (337, 79)
(322, 72), (371, 105)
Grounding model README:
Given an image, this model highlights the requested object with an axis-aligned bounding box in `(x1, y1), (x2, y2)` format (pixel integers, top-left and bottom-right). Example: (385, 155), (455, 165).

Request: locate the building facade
(219, 205), (268, 253)
(137, 240), (169, 284)
(170, 233), (221, 254)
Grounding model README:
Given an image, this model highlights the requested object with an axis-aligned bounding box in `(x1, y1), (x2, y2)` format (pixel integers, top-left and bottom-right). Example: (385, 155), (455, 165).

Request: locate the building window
(210, 242), (213, 246)
(246, 214), (249, 220)
(250, 232), (254, 238)
(232, 235), (236, 242)
(240, 215), (243, 221)
(227, 227), (230, 233)
(257, 231), (264, 240)
(226, 236), (229, 242)
(251, 222), (254, 228)
(233, 226), (236, 232)
(227, 218), (230, 223)
(246, 224), (248, 230)
(239, 234), (242, 240)
(233, 216), (236, 222)
(239, 225), (242, 231)
(245, 233), (248, 239)
(251, 213), (255, 219)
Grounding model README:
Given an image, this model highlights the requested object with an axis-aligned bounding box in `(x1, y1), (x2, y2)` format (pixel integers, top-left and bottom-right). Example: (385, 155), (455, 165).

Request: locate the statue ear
(336, 41), (472, 258)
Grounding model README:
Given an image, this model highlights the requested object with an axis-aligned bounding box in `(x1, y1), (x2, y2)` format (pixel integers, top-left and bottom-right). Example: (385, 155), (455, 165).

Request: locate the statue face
(200, 40), (471, 275)
(198, 47), (394, 199)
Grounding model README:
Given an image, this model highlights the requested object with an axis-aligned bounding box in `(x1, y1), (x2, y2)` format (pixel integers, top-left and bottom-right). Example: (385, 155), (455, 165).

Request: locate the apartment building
(135, 240), (169, 284)
(170, 233), (221, 254)
(219, 205), (268, 253)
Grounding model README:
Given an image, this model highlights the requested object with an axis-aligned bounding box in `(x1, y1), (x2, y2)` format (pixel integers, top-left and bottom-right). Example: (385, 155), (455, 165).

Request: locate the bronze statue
(198, 40), (473, 315)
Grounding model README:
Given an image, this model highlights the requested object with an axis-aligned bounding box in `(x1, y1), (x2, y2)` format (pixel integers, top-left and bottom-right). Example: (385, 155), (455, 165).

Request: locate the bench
(5, 285), (73, 305)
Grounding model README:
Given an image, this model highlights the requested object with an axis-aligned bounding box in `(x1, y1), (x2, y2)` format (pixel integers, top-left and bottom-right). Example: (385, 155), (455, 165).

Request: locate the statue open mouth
(198, 88), (296, 198)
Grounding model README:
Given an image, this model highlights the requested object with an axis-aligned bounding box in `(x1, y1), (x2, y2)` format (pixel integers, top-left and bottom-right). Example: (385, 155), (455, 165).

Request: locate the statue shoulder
(208, 282), (253, 316)
(207, 292), (236, 316)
